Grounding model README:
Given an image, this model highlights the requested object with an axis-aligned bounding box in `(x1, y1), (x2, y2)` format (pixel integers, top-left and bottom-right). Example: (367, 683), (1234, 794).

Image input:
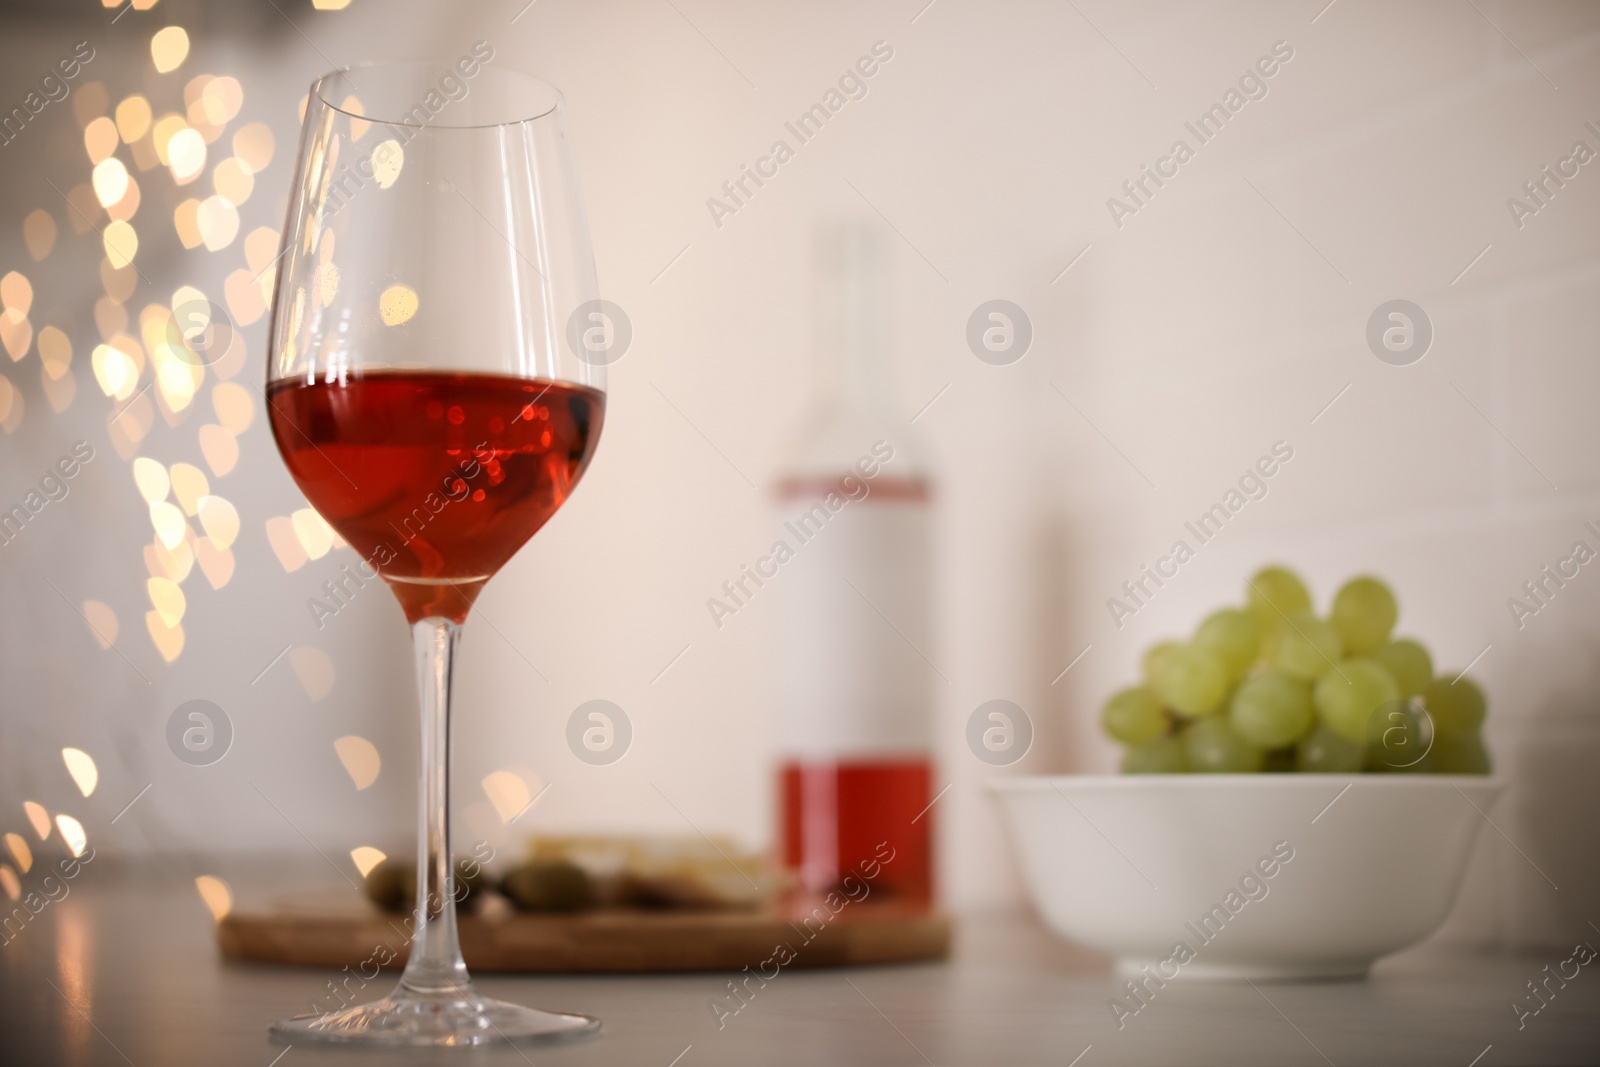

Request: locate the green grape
(1313, 658), (1401, 742)
(1330, 576), (1398, 655)
(1102, 686), (1168, 745)
(1246, 565), (1312, 626)
(1364, 698), (1432, 771)
(1194, 608), (1262, 678)
(1366, 745), (1436, 774)
(1425, 675), (1487, 741)
(1182, 716), (1265, 773)
(1374, 638), (1433, 698)
(1263, 612), (1344, 680)
(1295, 723), (1367, 772)
(1262, 747), (1296, 773)
(1112, 567), (1476, 779)
(1229, 670), (1314, 748)
(1141, 641), (1182, 686)
(1121, 735), (1188, 774)
(1433, 735), (1492, 775)
(1153, 645), (1231, 717)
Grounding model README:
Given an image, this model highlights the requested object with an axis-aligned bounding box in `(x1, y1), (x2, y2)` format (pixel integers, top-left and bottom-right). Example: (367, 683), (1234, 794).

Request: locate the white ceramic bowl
(991, 775), (1502, 980)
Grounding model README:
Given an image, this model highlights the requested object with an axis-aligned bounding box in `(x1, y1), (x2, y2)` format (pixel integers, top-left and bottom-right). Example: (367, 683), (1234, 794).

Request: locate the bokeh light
(232, 123), (274, 174)
(145, 534), (193, 583)
(91, 343), (139, 399)
(265, 516), (308, 572)
(55, 815), (87, 858)
(23, 210), (56, 261)
(316, 261), (339, 306)
(151, 113), (187, 164)
(1, 272), (33, 317)
(334, 736), (381, 790)
(105, 175), (141, 224)
(82, 601), (119, 649)
(197, 495), (239, 549)
(201, 77), (243, 126)
(41, 364), (76, 413)
(198, 423), (238, 475)
(173, 198), (202, 248)
(101, 260), (137, 302)
(102, 220), (138, 269)
(132, 457), (170, 503)
(107, 397), (154, 457)
(150, 500), (186, 549)
(5, 832), (33, 874)
(213, 157), (253, 204)
(211, 381), (253, 433)
(92, 158), (130, 209)
(350, 846), (386, 877)
(197, 195), (239, 250)
(291, 507), (334, 559)
(289, 646), (335, 701)
(37, 327), (71, 380)
(22, 802), (50, 841)
(146, 611), (185, 662)
(151, 27), (190, 73)
(115, 95), (152, 143)
(379, 284), (418, 326)
(84, 116), (118, 164)
(482, 770), (536, 824)
(169, 463), (209, 515)
(371, 139), (403, 189)
(147, 576), (187, 628)
(193, 535), (234, 589)
(61, 749), (99, 797)
(342, 95), (369, 140)
(1, 313), (31, 362)
(167, 127), (206, 183)
(194, 875), (232, 921)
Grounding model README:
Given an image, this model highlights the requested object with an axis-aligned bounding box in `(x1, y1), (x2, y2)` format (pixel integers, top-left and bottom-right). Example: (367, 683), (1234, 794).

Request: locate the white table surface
(1, 863), (1595, 1067)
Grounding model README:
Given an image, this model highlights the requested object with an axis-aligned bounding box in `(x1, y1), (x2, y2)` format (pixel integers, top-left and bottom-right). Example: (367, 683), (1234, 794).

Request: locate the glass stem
(399, 616), (472, 1000)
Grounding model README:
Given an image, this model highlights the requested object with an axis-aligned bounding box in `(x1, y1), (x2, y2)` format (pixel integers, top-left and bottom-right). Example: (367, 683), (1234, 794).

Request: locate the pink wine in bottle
(773, 223), (935, 905)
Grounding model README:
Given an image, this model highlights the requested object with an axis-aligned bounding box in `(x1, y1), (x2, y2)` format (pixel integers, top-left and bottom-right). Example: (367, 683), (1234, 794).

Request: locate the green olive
(500, 860), (593, 912)
(363, 857), (489, 913)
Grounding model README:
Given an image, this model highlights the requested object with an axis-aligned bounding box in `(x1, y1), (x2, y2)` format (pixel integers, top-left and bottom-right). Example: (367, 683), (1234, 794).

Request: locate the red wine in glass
(268, 371), (604, 622)
(265, 61), (609, 1046)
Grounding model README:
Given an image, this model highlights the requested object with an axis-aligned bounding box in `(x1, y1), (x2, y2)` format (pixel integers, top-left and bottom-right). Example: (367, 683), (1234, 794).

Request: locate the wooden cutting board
(218, 896), (951, 972)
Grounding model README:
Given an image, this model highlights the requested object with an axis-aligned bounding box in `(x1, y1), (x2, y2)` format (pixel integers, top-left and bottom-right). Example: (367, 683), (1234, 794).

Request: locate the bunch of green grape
(1103, 566), (1491, 774)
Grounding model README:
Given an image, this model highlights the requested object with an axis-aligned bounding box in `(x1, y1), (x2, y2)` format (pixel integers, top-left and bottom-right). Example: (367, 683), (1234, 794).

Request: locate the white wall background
(1, 0), (1597, 948)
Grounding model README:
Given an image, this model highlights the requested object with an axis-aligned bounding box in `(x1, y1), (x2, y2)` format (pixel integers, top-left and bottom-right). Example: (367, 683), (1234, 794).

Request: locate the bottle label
(774, 483), (933, 758)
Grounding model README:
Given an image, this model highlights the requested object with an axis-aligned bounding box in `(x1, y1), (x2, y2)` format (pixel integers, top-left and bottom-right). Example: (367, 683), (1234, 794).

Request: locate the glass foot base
(271, 987), (599, 1047)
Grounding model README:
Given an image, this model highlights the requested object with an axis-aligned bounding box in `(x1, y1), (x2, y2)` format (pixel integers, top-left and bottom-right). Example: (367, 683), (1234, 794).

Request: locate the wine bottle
(773, 221), (934, 905)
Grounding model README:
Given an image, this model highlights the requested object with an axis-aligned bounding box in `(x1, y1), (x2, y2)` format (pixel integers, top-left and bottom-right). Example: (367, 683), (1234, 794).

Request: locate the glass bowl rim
(308, 59), (565, 131)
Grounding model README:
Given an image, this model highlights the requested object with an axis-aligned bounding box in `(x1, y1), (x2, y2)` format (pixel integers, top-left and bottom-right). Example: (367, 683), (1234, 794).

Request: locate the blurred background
(1, 0), (1597, 947)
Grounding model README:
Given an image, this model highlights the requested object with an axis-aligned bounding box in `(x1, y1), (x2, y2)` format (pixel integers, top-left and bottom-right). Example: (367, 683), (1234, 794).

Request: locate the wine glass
(263, 59), (607, 1046)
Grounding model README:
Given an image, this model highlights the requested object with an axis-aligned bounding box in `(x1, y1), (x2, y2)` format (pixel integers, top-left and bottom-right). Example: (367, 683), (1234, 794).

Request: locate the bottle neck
(782, 221), (926, 483)
(821, 223), (892, 417)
